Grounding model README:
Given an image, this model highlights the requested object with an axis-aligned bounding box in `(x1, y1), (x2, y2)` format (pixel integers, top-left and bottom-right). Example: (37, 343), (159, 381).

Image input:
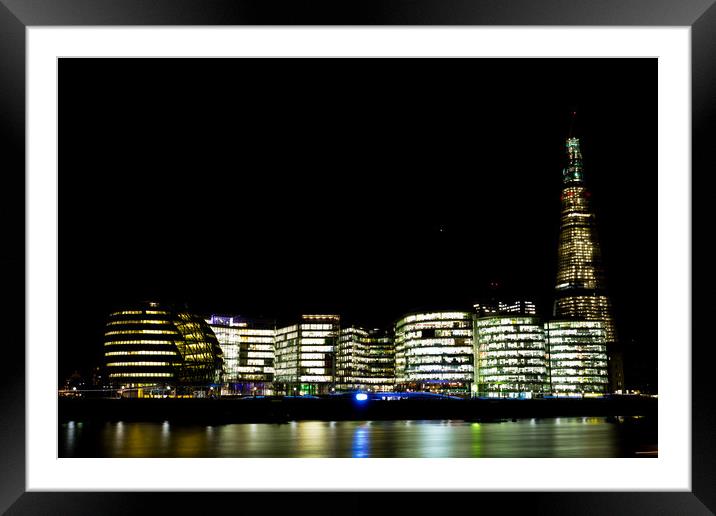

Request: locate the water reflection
(352, 425), (370, 458)
(59, 417), (656, 458)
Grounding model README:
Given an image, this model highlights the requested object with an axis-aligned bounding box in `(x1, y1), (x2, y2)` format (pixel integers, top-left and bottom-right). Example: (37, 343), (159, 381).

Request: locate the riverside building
(103, 301), (223, 394)
(206, 315), (276, 395)
(553, 133), (624, 392)
(473, 300), (549, 398)
(335, 327), (395, 392)
(394, 311), (474, 395)
(274, 314), (340, 395)
(544, 319), (609, 397)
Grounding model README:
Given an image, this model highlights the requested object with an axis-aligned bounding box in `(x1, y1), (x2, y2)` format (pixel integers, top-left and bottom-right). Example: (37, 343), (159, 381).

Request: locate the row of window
(106, 319), (172, 326)
(108, 372), (173, 378)
(105, 350), (177, 356)
(106, 361), (172, 367)
(105, 329), (178, 336)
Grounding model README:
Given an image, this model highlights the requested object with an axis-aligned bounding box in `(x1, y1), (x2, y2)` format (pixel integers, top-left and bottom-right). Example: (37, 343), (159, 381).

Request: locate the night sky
(59, 58), (656, 391)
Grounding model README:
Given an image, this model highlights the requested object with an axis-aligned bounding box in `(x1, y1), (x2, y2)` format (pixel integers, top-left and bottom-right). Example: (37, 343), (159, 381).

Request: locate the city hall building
(103, 301), (223, 394)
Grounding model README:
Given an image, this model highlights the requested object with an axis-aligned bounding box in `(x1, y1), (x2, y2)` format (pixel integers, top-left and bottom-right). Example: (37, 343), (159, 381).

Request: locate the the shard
(553, 125), (625, 392)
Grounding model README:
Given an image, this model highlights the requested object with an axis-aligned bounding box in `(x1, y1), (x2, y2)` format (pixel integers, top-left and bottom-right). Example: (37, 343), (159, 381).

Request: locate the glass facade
(335, 327), (395, 391)
(103, 302), (223, 390)
(207, 315), (275, 395)
(394, 311), (474, 395)
(274, 315), (340, 395)
(474, 316), (549, 398)
(554, 136), (624, 392)
(545, 320), (609, 397)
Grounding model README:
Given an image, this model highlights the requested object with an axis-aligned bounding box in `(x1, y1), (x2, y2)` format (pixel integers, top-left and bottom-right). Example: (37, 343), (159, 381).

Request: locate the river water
(59, 417), (656, 458)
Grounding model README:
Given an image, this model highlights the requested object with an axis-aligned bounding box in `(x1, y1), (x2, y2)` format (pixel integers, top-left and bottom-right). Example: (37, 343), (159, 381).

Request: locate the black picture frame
(0, 0), (712, 513)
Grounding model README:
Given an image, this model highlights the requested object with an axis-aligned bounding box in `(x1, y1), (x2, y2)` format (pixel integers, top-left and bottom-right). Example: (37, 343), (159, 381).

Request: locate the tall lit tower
(553, 126), (624, 392)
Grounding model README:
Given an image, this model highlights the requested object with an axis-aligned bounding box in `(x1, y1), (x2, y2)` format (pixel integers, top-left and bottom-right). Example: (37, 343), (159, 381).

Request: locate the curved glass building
(103, 302), (223, 390)
(394, 311), (473, 395)
(545, 320), (609, 397)
(474, 315), (549, 398)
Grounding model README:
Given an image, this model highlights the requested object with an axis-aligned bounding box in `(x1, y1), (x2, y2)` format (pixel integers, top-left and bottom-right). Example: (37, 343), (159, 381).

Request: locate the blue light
(355, 393), (368, 401)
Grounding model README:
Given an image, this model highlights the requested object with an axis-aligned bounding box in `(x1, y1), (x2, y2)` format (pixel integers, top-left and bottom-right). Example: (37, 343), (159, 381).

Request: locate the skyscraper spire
(563, 136), (584, 185)
(553, 130), (625, 393)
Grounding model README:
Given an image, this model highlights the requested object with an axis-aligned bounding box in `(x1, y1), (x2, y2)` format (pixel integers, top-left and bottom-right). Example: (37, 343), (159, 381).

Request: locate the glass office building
(103, 301), (223, 391)
(474, 315), (549, 398)
(553, 136), (623, 392)
(545, 320), (609, 397)
(394, 311), (474, 395)
(274, 314), (340, 395)
(336, 327), (395, 392)
(207, 315), (275, 395)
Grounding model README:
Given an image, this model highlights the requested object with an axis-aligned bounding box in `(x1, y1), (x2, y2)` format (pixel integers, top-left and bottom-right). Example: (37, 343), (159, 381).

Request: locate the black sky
(59, 58), (657, 390)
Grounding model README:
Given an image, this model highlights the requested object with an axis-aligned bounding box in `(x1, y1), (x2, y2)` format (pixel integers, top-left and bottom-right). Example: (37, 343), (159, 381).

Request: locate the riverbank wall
(59, 395), (657, 424)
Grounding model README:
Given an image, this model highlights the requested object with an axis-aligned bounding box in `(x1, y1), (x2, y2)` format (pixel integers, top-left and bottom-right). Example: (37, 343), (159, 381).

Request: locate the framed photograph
(1, 0), (712, 513)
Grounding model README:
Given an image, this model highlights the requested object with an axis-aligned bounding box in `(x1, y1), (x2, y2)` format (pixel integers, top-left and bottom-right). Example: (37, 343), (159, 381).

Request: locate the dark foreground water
(59, 417), (656, 458)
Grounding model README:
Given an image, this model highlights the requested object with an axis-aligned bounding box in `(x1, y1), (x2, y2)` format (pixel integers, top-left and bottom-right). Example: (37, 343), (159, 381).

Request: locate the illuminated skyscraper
(553, 134), (624, 392)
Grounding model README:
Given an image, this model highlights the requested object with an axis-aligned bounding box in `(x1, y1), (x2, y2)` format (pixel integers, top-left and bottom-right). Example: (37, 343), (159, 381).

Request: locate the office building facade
(335, 327), (395, 391)
(474, 315), (549, 398)
(274, 314), (340, 395)
(545, 319), (609, 397)
(394, 311), (474, 395)
(207, 315), (275, 395)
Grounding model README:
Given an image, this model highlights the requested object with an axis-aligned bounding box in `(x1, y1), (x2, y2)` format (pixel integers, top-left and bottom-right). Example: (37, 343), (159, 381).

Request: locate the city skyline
(59, 58), (656, 391)
(97, 301), (613, 397)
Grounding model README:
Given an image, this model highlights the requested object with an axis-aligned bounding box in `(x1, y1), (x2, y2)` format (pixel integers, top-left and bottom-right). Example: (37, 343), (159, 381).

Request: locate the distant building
(553, 135), (624, 392)
(63, 371), (85, 391)
(544, 319), (609, 397)
(274, 314), (340, 395)
(207, 315), (275, 395)
(335, 327), (395, 392)
(103, 301), (223, 393)
(474, 299), (537, 318)
(394, 311), (474, 395)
